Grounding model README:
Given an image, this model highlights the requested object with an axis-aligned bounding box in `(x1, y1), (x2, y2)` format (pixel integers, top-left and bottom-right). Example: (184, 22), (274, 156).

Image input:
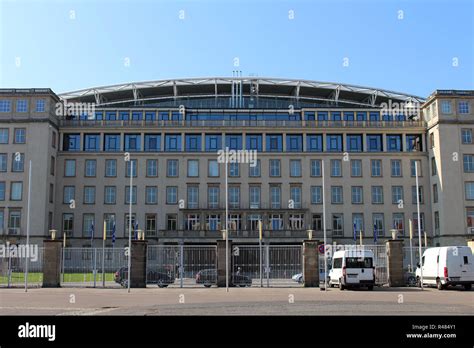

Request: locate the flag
(89, 222), (94, 243)
(373, 223), (378, 243)
(353, 222), (357, 241)
(112, 221), (116, 246)
(134, 222), (139, 240)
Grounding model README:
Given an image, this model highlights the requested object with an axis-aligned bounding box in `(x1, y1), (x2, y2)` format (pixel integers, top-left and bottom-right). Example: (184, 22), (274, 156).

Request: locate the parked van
(329, 250), (375, 290)
(415, 246), (474, 290)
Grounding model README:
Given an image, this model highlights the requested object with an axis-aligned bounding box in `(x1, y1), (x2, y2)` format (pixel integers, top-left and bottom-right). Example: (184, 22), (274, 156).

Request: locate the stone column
(386, 239), (404, 287)
(42, 240), (62, 288)
(130, 240), (148, 288)
(217, 239), (231, 287)
(303, 240), (319, 287)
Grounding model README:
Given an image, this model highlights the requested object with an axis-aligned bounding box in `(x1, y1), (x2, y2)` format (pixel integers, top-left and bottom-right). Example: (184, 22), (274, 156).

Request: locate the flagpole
(322, 159), (327, 291)
(127, 159), (133, 293)
(409, 219), (414, 272)
(415, 161), (423, 290)
(24, 160), (32, 293)
(102, 219), (106, 288)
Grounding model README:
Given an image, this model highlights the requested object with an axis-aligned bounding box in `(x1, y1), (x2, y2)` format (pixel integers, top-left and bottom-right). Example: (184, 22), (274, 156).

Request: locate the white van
(329, 250), (375, 290)
(416, 246), (474, 290)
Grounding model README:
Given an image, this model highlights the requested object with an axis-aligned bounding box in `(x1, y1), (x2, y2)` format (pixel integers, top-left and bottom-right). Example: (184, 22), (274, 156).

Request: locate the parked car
(291, 268), (330, 284)
(415, 246), (474, 290)
(195, 269), (252, 287)
(329, 250), (375, 290)
(405, 271), (417, 287)
(114, 267), (175, 288)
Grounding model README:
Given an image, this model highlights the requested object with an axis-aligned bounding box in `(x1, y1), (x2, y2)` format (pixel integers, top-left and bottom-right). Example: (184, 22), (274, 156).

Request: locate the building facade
(0, 78), (472, 247)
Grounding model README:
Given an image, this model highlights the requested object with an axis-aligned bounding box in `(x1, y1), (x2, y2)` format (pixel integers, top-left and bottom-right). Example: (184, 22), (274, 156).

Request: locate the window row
(0, 99), (45, 113)
(0, 128), (26, 144)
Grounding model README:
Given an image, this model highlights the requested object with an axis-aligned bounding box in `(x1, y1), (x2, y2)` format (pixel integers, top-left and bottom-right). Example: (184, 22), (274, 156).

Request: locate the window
(14, 128), (26, 144)
(105, 159), (117, 177)
(145, 186), (158, 204)
(208, 186), (219, 208)
(431, 157), (437, 176)
(125, 214), (137, 235)
(225, 134), (243, 150)
(65, 160), (76, 177)
(458, 101), (469, 114)
(229, 162), (239, 177)
(228, 186), (240, 208)
(187, 160), (199, 177)
(371, 186), (383, 204)
(290, 159), (302, 177)
(312, 214), (322, 231)
(48, 184), (54, 203)
(145, 214), (157, 237)
(0, 154), (6, 172)
(387, 135), (402, 152)
(392, 186), (404, 204)
(144, 134), (161, 151)
(434, 211), (440, 235)
(12, 153), (24, 172)
(84, 159), (96, 177)
(10, 182), (23, 201)
(373, 214), (384, 237)
(393, 213), (405, 235)
(36, 99), (45, 112)
(83, 186), (96, 204)
(166, 159), (178, 177)
(441, 100), (452, 114)
(16, 100), (27, 112)
(287, 135), (303, 152)
(411, 186), (424, 204)
(270, 186), (281, 209)
(406, 135), (423, 152)
(84, 134), (100, 151)
(331, 112), (341, 122)
(165, 134), (182, 152)
(465, 182), (474, 200)
(125, 186), (137, 204)
(63, 186), (75, 204)
(462, 129), (473, 144)
(332, 214), (343, 236)
(310, 159), (321, 177)
(330, 159), (342, 177)
(0, 100), (11, 112)
(347, 135), (363, 152)
(307, 135), (323, 152)
(350, 159), (362, 177)
(0, 129), (8, 144)
(391, 160), (402, 177)
(124, 134), (141, 152)
(205, 134), (222, 152)
(103, 214), (115, 238)
(410, 160), (422, 177)
(185, 134), (202, 151)
(266, 134), (283, 152)
(289, 213), (304, 230)
(331, 186), (343, 204)
(351, 187), (363, 204)
(187, 186), (199, 209)
(50, 156), (55, 176)
(82, 214), (95, 238)
(125, 159), (138, 177)
(208, 160), (219, 177)
(290, 186), (302, 209)
(318, 111), (329, 121)
(246, 134), (262, 151)
(467, 208), (474, 228)
(269, 159), (280, 177)
(0, 182), (5, 200)
(8, 211), (21, 234)
(412, 212), (425, 232)
(353, 214), (364, 235)
(146, 159), (158, 177)
(62, 214), (74, 237)
(311, 186), (322, 204)
(165, 186), (177, 204)
(433, 184), (438, 203)
(206, 214), (220, 231)
(249, 186), (261, 209)
(63, 134), (80, 151)
(367, 135), (382, 152)
(104, 186), (116, 204)
(249, 159), (261, 177)
(464, 155), (474, 172)
(104, 134), (121, 152)
(327, 134), (342, 152)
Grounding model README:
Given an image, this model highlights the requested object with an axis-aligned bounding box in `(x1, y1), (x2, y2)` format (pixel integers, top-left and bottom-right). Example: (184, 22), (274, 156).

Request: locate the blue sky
(0, 0), (472, 97)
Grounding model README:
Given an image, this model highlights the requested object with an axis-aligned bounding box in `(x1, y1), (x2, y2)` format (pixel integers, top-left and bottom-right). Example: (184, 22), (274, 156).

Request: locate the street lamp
(49, 229), (57, 240)
(306, 229), (313, 240)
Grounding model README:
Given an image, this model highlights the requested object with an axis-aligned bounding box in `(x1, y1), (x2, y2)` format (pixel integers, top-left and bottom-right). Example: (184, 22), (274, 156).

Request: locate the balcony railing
(58, 119), (426, 129)
(153, 229), (325, 239)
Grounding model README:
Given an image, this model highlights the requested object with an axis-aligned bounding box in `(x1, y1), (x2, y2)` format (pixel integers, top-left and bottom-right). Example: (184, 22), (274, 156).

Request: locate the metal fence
(0, 247), (44, 288)
(403, 246), (426, 273)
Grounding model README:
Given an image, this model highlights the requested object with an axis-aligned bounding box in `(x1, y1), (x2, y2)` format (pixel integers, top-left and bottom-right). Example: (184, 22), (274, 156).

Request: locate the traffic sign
(318, 244), (325, 254)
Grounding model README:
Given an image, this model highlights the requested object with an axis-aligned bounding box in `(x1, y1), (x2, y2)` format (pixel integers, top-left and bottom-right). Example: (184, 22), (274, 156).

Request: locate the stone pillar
(386, 239), (404, 287)
(217, 239), (231, 287)
(303, 240), (319, 287)
(130, 240), (148, 288)
(42, 240), (62, 288)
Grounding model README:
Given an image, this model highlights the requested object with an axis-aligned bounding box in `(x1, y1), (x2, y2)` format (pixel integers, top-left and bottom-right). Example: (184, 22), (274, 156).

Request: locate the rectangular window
(104, 186), (116, 204)
(458, 101), (469, 114)
(249, 159), (261, 177)
(14, 128), (26, 144)
(392, 186), (403, 204)
(307, 134), (323, 152)
(406, 135), (423, 152)
(410, 159), (422, 177)
(310, 159), (321, 177)
(464, 155), (474, 172)
(63, 134), (80, 151)
(145, 186), (158, 204)
(353, 214), (364, 235)
(229, 162), (239, 177)
(84, 159), (96, 177)
(393, 213), (405, 235)
(351, 186), (363, 204)
(52, 132), (57, 148)
(350, 159), (362, 177)
(373, 213), (384, 237)
(82, 214), (95, 238)
(36, 99), (45, 112)
(312, 214), (322, 231)
(434, 211), (440, 235)
(330, 159), (342, 177)
(290, 159), (302, 177)
(84, 134), (100, 151)
(433, 184), (438, 203)
(166, 186), (177, 204)
(205, 134), (222, 152)
(125, 186), (137, 204)
(391, 160), (402, 177)
(62, 214), (74, 237)
(347, 134), (363, 152)
(441, 100), (452, 114)
(50, 156), (55, 176)
(0, 129), (8, 144)
(331, 186), (343, 204)
(270, 185), (281, 209)
(0, 100), (11, 112)
(103, 134), (121, 152)
(327, 134), (343, 152)
(311, 186), (322, 204)
(371, 186), (384, 204)
(208, 160), (219, 177)
(431, 157), (437, 176)
(49, 184), (54, 203)
(266, 134), (283, 152)
(287, 135), (303, 152)
(225, 134), (243, 150)
(63, 186), (75, 204)
(249, 186), (261, 209)
(166, 159), (178, 177)
(228, 186), (240, 209)
(269, 159), (281, 177)
(387, 135), (402, 152)
(208, 186), (219, 208)
(126, 159), (138, 177)
(145, 214), (157, 237)
(64, 159), (76, 177)
(0, 154), (6, 172)
(187, 159), (199, 177)
(10, 182), (23, 201)
(105, 159), (117, 177)
(124, 134), (141, 152)
(12, 153), (25, 172)
(144, 134), (161, 151)
(318, 111), (329, 121)
(187, 186), (199, 209)
(16, 100), (27, 112)
(367, 135), (382, 152)
(165, 134), (182, 152)
(290, 186), (302, 209)
(332, 214), (343, 236)
(465, 182), (474, 200)
(146, 159), (158, 177)
(0, 182), (5, 200)
(429, 133), (435, 148)
(412, 212), (425, 232)
(246, 134), (262, 151)
(462, 129), (473, 144)
(185, 134), (202, 151)
(83, 186), (96, 204)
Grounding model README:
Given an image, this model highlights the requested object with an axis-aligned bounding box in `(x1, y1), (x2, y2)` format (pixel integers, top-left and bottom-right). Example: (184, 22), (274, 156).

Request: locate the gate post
(42, 240), (62, 288)
(130, 240), (148, 288)
(386, 239), (404, 287)
(217, 239), (231, 287)
(303, 240), (319, 287)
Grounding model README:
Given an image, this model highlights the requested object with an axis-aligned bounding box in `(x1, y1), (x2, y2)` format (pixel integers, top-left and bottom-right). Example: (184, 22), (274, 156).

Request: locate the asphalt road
(0, 286), (472, 316)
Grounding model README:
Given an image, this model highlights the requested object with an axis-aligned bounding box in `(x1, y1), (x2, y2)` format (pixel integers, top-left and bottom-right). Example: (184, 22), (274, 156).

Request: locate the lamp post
(126, 158), (133, 293)
(415, 161), (423, 290)
(322, 159), (328, 291)
(24, 160), (32, 293)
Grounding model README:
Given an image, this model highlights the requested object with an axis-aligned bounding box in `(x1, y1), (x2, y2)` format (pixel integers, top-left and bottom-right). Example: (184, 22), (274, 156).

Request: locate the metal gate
(0, 247), (44, 288)
(232, 245), (303, 287)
